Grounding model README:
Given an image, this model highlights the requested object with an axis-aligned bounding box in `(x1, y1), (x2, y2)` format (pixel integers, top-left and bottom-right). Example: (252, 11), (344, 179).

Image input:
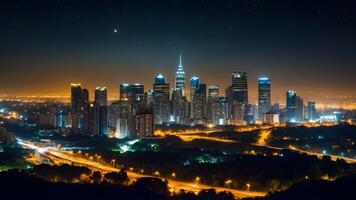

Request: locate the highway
(18, 140), (266, 199)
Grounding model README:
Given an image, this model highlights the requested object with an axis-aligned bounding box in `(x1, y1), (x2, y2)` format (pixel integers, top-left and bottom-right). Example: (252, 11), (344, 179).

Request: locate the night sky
(1, 0), (356, 105)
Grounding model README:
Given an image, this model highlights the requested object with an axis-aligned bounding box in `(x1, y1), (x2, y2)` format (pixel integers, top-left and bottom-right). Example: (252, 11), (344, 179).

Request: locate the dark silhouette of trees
(104, 170), (129, 185)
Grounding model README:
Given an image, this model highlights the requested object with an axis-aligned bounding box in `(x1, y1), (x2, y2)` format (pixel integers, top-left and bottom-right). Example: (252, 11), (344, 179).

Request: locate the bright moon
(113, 29), (118, 33)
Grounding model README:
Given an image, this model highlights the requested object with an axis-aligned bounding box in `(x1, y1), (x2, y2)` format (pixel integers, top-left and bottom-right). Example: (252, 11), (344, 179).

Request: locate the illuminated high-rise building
(119, 83), (144, 103)
(307, 101), (316, 121)
(232, 72), (248, 104)
(295, 96), (304, 121)
(70, 83), (83, 134)
(172, 89), (188, 124)
(286, 90), (297, 122)
(230, 72), (248, 122)
(175, 53), (186, 96)
(207, 86), (219, 122)
(153, 74), (170, 124)
(82, 88), (91, 135)
(93, 87), (108, 136)
(192, 83), (207, 123)
(190, 76), (200, 101)
(258, 77), (271, 120)
(212, 97), (228, 125)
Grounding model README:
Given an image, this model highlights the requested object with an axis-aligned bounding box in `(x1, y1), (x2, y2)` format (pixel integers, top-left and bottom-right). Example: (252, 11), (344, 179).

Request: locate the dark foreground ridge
(1, 169), (355, 200)
(247, 174), (356, 200)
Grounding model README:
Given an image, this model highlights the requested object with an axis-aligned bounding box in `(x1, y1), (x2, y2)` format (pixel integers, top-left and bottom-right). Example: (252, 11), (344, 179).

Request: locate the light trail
(256, 129), (272, 146)
(19, 140), (266, 199)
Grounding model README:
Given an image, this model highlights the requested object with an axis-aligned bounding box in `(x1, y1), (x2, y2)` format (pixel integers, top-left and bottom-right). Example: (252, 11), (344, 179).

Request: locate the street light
(195, 176), (200, 182)
(111, 159), (116, 168)
(154, 171), (160, 176)
(225, 179), (232, 188)
(171, 172), (176, 178)
(246, 183), (251, 191)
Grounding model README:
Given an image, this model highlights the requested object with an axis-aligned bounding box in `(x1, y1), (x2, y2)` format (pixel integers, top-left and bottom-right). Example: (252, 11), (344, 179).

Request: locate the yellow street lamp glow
(195, 177), (200, 182)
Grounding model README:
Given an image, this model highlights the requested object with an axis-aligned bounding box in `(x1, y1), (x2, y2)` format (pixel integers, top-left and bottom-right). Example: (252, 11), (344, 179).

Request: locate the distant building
(230, 72), (248, 123)
(153, 74), (170, 124)
(295, 96), (304, 121)
(207, 86), (219, 122)
(190, 76), (200, 101)
(211, 97), (228, 125)
(70, 83), (83, 134)
(93, 87), (108, 137)
(175, 54), (186, 96)
(286, 90), (297, 122)
(258, 77), (271, 120)
(82, 89), (91, 136)
(129, 112), (155, 137)
(171, 89), (188, 124)
(192, 83), (207, 123)
(263, 113), (280, 124)
(307, 101), (316, 121)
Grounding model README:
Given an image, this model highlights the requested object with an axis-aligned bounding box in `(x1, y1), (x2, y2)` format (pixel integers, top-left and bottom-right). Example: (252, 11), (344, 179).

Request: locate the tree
(133, 177), (170, 196)
(104, 170), (129, 184)
(90, 171), (102, 183)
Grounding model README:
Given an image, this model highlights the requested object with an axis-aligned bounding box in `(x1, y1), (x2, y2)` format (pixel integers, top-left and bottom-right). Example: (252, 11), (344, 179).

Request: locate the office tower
(172, 89), (188, 124)
(70, 83), (83, 134)
(286, 90), (297, 122)
(192, 83), (207, 123)
(82, 89), (91, 135)
(207, 86), (219, 122)
(175, 53), (186, 96)
(119, 83), (144, 103)
(232, 72), (248, 104)
(55, 109), (69, 128)
(118, 100), (131, 138)
(258, 77), (271, 120)
(230, 72), (248, 123)
(295, 96), (304, 121)
(190, 76), (200, 101)
(145, 89), (154, 106)
(120, 83), (130, 100)
(153, 74), (170, 124)
(93, 87), (108, 136)
(212, 97), (229, 125)
(129, 107), (155, 137)
(307, 101), (316, 121)
(271, 103), (280, 114)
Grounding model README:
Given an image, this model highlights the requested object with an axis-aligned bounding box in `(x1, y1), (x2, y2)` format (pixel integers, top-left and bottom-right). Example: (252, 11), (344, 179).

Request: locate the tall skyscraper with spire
(175, 53), (186, 96)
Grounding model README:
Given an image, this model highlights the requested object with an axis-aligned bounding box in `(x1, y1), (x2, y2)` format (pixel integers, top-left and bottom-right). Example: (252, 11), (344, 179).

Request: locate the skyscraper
(258, 77), (271, 120)
(307, 101), (316, 121)
(286, 90), (297, 122)
(119, 83), (144, 103)
(175, 53), (186, 96)
(172, 89), (188, 124)
(231, 72), (248, 122)
(192, 83), (207, 123)
(212, 97), (229, 125)
(295, 96), (304, 121)
(153, 74), (170, 124)
(231, 72), (248, 104)
(190, 76), (200, 101)
(82, 88), (91, 135)
(207, 86), (219, 122)
(93, 87), (108, 136)
(70, 83), (83, 134)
